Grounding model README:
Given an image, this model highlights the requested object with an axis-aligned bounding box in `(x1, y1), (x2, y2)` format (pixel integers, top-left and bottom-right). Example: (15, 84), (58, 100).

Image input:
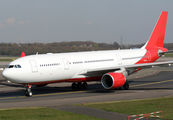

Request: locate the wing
(78, 61), (173, 76)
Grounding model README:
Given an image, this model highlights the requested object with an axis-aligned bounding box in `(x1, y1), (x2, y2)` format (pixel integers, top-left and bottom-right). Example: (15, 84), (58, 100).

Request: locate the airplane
(2, 11), (173, 97)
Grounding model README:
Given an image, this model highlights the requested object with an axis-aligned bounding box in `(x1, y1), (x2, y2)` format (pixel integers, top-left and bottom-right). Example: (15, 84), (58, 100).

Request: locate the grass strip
(164, 53), (173, 57)
(78, 97), (173, 119)
(0, 107), (103, 120)
(0, 59), (14, 61)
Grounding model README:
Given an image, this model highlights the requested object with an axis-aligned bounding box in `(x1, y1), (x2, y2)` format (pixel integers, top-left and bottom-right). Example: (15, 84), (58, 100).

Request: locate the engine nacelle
(101, 72), (126, 89)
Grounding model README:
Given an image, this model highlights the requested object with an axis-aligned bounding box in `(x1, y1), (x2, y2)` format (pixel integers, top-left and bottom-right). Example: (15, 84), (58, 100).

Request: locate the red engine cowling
(101, 72), (126, 89)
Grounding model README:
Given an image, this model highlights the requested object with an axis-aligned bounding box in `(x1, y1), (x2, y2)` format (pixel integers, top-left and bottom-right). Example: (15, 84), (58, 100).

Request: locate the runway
(0, 70), (173, 109)
(0, 58), (173, 109)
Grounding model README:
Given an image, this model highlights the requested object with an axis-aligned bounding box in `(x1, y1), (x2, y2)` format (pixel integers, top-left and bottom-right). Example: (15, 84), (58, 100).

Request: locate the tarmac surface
(0, 57), (173, 120)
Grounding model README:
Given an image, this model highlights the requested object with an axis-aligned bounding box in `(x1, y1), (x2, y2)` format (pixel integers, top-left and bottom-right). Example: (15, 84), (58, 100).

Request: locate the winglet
(142, 11), (168, 49)
(21, 52), (26, 57)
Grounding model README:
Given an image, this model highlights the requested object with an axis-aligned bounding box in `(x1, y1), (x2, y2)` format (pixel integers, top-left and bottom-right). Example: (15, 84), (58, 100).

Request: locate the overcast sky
(0, 0), (173, 44)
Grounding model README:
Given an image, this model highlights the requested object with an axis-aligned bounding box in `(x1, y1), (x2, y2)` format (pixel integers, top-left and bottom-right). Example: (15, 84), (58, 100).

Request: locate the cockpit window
(8, 65), (14, 68)
(17, 65), (21, 68)
(7, 64), (22, 68)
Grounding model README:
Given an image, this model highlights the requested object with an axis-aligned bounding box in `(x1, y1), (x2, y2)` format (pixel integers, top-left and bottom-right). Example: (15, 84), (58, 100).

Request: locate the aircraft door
(29, 60), (38, 72)
(116, 54), (122, 65)
(62, 58), (69, 70)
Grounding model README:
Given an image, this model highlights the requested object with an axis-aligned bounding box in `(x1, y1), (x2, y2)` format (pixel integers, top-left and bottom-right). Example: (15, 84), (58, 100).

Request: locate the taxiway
(0, 58), (173, 109)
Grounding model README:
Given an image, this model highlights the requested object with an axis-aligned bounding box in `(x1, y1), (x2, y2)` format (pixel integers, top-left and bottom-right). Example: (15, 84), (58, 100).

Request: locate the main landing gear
(25, 85), (32, 97)
(118, 82), (129, 90)
(123, 82), (129, 90)
(71, 82), (88, 89)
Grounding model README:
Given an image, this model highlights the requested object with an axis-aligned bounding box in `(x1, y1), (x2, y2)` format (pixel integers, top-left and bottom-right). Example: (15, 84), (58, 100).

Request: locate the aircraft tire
(25, 91), (28, 96)
(25, 91), (32, 97)
(124, 82), (129, 90)
(28, 91), (32, 97)
(77, 82), (82, 89)
(83, 82), (87, 89)
(72, 82), (77, 89)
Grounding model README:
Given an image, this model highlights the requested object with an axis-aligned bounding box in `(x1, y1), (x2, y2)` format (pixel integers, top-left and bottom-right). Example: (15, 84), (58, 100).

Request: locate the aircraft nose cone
(2, 70), (9, 79)
(2, 69), (16, 80)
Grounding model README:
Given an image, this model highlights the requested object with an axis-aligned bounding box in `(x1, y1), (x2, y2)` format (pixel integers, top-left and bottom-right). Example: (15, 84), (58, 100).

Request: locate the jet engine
(101, 68), (127, 89)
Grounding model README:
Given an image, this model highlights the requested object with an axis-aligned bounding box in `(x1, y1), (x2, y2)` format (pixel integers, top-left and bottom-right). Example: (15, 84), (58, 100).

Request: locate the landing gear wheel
(77, 82), (82, 89)
(28, 91), (32, 96)
(25, 91), (32, 97)
(25, 91), (28, 96)
(72, 82), (77, 89)
(123, 82), (129, 90)
(25, 85), (32, 97)
(83, 82), (88, 89)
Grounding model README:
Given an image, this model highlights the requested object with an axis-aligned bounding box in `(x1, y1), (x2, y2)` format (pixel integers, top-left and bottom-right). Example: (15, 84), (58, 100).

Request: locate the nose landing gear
(25, 85), (32, 97)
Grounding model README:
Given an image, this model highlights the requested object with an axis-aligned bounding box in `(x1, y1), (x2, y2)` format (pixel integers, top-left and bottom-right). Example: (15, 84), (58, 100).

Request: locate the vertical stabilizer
(142, 11), (168, 49)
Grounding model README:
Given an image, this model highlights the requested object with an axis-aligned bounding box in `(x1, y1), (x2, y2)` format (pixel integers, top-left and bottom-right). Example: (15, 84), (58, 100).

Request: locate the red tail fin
(142, 11), (168, 49)
(21, 52), (26, 57)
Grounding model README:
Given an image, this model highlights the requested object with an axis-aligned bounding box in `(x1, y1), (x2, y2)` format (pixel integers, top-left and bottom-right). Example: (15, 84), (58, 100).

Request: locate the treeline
(0, 41), (173, 56)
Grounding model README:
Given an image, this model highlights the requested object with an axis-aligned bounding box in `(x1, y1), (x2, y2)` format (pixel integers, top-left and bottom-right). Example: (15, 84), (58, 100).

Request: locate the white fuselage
(2, 49), (146, 84)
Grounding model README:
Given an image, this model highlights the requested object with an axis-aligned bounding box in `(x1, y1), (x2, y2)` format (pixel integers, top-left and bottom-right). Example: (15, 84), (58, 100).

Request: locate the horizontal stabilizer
(159, 50), (173, 54)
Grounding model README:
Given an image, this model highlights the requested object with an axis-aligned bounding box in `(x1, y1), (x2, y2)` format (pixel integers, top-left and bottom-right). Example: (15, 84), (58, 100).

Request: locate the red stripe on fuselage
(22, 76), (102, 85)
